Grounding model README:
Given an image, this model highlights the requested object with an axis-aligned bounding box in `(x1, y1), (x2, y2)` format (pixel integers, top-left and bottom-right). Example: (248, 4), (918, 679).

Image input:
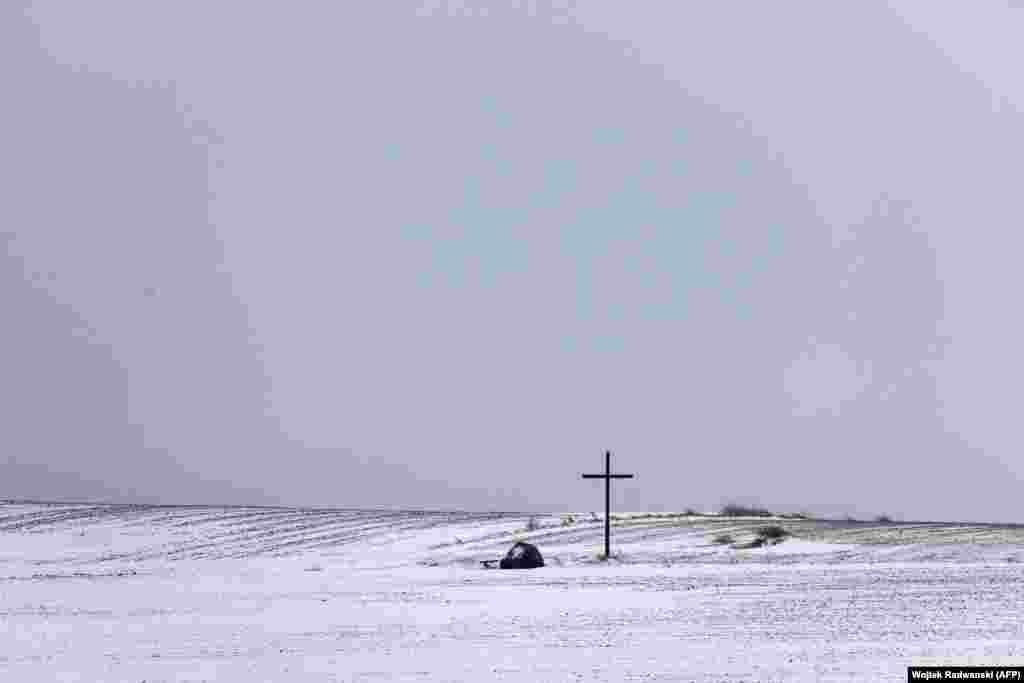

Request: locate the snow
(2, 503), (1024, 681)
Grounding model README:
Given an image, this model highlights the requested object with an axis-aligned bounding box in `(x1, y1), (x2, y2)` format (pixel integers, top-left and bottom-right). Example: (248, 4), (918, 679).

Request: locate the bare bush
(720, 503), (772, 517)
(756, 525), (789, 541)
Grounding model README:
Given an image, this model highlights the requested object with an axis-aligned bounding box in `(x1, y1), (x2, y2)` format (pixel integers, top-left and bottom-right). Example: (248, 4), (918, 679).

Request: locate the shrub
(712, 533), (734, 545)
(720, 503), (772, 517)
(780, 511), (812, 520)
(876, 514), (893, 524)
(684, 508), (699, 516)
(560, 514), (576, 527)
(756, 525), (789, 541)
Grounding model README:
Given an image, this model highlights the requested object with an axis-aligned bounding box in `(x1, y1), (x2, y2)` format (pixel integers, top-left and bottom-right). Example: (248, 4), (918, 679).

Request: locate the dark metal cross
(581, 450), (635, 560)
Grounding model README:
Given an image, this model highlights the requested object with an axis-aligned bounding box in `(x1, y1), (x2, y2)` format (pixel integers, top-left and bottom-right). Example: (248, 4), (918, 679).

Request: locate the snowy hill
(3, 502), (1024, 569)
(3, 502), (1024, 681)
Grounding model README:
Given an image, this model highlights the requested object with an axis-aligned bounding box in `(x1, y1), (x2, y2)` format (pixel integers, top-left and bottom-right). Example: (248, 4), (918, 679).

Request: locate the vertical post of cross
(581, 450), (635, 560)
(604, 450), (610, 557)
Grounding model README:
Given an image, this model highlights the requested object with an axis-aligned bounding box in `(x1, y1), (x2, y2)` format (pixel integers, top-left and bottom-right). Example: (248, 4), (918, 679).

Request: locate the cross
(581, 450), (634, 560)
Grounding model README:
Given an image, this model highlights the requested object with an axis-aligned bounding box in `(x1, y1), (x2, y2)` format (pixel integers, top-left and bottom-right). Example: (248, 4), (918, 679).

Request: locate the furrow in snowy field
(221, 512), (511, 559)
(184, 511), (456, 553)
(159, 509), (303, 529)
(82, 510), (482, 562)
(0, 505), (119, 531)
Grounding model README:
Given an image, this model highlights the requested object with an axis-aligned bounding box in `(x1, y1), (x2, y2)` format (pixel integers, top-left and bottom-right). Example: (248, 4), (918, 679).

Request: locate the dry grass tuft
(720, 503), (772, 517)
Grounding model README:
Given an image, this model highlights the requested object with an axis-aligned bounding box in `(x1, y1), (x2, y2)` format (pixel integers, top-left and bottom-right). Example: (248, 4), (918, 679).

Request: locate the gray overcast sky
(3, 1), (1023, 522)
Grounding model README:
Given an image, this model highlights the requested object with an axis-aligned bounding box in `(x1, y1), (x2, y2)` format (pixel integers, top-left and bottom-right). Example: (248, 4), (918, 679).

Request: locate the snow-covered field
(2, 502), (1024, 681)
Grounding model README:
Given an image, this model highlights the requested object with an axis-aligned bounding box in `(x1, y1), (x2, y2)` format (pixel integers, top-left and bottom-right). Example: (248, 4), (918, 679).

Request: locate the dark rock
(499, 541), (544, 569)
